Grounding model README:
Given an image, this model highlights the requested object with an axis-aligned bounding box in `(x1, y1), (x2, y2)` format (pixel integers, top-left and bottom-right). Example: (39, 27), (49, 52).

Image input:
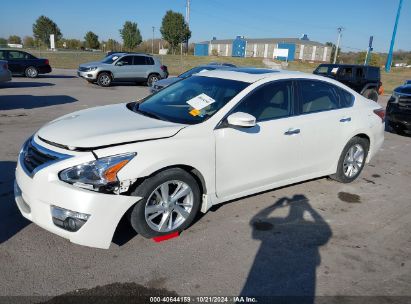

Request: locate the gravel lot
(0, 69), (410, 301)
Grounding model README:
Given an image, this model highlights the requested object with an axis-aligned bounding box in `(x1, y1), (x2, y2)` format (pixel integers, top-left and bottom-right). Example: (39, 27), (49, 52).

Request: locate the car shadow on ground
(0, 82), (55, 88)
(240, 194), (332, 303)
(0, 95), (77, 110)
(0, 161), (30, 245)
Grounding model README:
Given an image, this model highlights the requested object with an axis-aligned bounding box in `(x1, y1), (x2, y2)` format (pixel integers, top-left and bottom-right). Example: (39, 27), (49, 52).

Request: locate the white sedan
(15, 68), (385, 249)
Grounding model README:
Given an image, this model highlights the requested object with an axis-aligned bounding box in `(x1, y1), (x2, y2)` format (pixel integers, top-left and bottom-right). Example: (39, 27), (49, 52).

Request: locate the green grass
(26, 50), (410, 93)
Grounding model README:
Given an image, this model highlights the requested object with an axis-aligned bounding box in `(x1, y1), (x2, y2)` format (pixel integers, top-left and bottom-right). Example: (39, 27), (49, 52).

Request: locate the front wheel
(97, 72), (112, 87)
(330, 137), (369, 183)
(129, 168), (201, 238)
(25, 66), (38, 78)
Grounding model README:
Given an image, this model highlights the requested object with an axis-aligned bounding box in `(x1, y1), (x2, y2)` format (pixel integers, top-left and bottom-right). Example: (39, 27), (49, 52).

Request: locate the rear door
(295, 79), (355, 175)
(132, 55), (149, 80)
(7, 50), (27, 74)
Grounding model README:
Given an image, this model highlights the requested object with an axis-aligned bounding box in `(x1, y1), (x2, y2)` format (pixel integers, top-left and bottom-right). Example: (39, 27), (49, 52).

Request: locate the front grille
(22, 141), (58, 174)
(399, 96), (411, 108)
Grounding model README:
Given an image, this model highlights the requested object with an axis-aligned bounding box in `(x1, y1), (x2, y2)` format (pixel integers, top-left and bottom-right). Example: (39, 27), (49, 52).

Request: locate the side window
(0, 51), (6, 60)
(339, 88), (354, 108)
(116, 56), (133, 66)
(133, 56), (147, 65)
(356, 68), (364, 78)
(8, 51), (26, 59)
(299, 80), (339, 114)
(145, 57), (154, 65)
(339, 67), (353, 79)
(234, 81), (293, 122)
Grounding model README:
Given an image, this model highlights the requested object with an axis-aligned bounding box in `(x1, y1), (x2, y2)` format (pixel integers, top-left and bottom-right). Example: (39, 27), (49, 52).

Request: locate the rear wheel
(330, 137), (369, 183)
(129, 168), (201, 238)
(97, 72), (112, 87)
(25, 66), (38, 78)
(147, 74), (160, 87)
(363, 89), (379, 102)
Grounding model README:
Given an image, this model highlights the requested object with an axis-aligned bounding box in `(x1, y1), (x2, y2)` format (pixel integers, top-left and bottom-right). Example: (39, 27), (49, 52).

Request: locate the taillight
(160, 65), (167, 71)
(373, 109), (385, 123)
(45, 59), (49, 65)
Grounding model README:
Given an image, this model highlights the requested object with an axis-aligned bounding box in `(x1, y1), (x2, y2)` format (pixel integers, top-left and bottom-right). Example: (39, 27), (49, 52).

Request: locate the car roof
(196, 68), (323, 83)
(317, 63), (379, 69)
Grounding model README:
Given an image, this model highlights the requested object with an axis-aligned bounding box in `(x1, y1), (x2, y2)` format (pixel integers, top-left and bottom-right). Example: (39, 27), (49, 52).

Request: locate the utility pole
(333, 27), (343, 64)
(385, 0), (403, 72)
(152, 26), (155, 54)
(364, 36), (374, 65)
(185, 0), (190, 54)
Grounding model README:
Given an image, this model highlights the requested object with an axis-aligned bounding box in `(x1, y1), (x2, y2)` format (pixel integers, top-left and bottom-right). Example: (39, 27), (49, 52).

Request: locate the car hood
(154, 77), (181, 87)
(395, 85), (411, 95)
(79, 61), (108, 68)
(37, 103), (186, 150)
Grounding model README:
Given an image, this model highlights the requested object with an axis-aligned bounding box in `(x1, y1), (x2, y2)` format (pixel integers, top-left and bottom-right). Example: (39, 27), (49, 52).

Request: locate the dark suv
(386, 84), (411, 135)
(313, 64), (382, 102)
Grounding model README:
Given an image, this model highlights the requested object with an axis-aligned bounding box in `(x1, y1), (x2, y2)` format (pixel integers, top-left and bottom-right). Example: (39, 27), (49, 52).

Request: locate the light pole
(333, 27), (343, 64)
(385, 0), (403, 72)
(152, 26), (155, 54)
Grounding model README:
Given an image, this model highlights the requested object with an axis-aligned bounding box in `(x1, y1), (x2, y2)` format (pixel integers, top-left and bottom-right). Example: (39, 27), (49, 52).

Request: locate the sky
(0, 0), (410, 52)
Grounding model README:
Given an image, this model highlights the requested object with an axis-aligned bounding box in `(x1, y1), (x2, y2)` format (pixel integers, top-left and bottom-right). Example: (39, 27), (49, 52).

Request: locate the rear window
(338, 88), (355, 108)
(145, 57), (154, 65)
(315, 66), (330, 74)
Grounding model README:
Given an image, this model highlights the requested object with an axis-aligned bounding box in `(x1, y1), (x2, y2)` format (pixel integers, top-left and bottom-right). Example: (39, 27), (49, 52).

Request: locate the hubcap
(343, 144), (365, 178)
(100, 75), (110, 85)
(149, 76), (158, 86)
(145, 180), (193, 232)
(27, 68), (37, 77)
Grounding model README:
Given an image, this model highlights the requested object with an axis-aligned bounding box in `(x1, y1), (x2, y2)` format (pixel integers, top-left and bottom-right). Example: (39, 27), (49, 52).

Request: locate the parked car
(313, 64), (382, 102)
(386, 83), (411, 134)
(150, 63), (237, 93)
(77, 53), (168, 87)
(15, 68), (385, 249)
(0, 60), (12, 83)
(0, 49), (51, 78)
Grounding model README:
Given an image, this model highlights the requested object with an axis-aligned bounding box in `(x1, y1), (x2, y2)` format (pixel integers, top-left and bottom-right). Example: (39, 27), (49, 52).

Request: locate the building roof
(199, 38), (325, 47)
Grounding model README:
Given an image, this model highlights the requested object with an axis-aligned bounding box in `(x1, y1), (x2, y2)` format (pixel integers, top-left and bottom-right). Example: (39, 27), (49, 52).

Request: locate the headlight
(391, 91), (400, 103)
(59, 153), (136, 191)
(87, 67), (98, 71)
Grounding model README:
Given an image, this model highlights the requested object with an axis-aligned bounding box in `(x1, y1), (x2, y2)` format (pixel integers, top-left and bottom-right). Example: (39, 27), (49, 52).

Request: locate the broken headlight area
(59, 153), (136, 193)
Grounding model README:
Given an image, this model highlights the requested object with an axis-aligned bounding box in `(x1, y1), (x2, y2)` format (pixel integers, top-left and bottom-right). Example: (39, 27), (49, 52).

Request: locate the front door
(113, 55), (134, 80)
(215, 80), (303, 200)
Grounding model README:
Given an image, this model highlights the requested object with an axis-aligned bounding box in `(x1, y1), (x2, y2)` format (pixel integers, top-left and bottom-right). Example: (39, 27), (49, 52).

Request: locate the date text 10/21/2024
(149, 296), (258, 303)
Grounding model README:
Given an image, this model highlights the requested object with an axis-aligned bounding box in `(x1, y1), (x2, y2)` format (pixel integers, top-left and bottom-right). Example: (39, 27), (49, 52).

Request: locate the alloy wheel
(144, 180), (194, 233)
(343, 144), (365, 178)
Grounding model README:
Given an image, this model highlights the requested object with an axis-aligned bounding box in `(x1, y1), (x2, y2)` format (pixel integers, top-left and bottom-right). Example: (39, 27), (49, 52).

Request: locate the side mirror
(227, 112), (256, 128)
(116, 61), (124, 66)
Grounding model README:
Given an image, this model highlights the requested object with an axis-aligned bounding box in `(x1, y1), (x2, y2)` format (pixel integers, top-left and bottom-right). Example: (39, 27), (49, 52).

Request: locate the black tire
(97, 72), (112, 87)
(129, 168), (201, 238)
(25, 66), (38, 78)
(363, 89), (379, 102)
(330, 137), (369, 183)
(147, 74), (160, 87)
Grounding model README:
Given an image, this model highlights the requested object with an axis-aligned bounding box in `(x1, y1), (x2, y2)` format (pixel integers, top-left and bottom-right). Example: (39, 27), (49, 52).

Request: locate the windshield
(101, 54), (121, 64)
(135, 76), (248, 124)
(178, 66), (216, 79)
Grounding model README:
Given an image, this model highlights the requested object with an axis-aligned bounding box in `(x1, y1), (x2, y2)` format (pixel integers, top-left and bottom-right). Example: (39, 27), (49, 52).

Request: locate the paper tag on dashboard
(186, 93), (216, 110)
(331, 67), (339, 74)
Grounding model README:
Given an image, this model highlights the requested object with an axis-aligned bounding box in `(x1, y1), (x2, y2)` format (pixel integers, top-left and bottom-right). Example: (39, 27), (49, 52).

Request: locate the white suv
(15, 68), (385, 249)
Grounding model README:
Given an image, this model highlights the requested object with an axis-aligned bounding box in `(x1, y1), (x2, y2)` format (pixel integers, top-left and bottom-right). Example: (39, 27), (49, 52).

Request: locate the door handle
(284, 128), (300, 135)
(340, 117), (351, 122)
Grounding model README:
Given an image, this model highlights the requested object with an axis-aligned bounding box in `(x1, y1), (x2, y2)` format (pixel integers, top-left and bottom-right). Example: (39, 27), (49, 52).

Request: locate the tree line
(0, 11), (191, 54)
